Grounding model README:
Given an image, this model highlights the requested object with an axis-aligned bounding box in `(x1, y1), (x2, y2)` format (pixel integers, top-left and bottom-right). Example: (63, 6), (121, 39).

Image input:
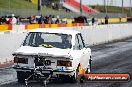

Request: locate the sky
(76, 0), (132, 7)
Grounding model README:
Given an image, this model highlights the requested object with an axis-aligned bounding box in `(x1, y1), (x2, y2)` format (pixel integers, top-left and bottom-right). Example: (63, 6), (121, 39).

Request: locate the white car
(13, 28), (92, 83)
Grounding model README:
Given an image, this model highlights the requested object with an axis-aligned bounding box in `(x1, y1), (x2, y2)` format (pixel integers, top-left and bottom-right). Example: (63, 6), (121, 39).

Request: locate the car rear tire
(77, 74), (86, 83)
(70, 65), (81, 83)
(70, 70), (78, 83)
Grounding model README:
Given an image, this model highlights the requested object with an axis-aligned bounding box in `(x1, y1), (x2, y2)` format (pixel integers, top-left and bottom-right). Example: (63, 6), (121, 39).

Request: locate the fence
(0, 8), (127, 18)
(0, 8), (83, 18)
(0, 16), (128, 32)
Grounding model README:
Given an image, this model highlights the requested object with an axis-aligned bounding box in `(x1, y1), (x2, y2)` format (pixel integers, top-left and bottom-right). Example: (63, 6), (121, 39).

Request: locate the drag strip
(1, 38), (132, 87)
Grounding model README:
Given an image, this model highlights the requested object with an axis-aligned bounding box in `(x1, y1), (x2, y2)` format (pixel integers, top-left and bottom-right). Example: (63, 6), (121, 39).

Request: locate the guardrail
(0, 23), (84, 33)
(98, 18), (127, 23)
(0, 17), (128, 33)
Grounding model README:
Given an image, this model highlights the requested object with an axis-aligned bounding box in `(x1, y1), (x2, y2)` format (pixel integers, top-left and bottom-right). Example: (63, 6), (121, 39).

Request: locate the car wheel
(70, 70), (78, 83)
(77, 74), (86, 83)
(70, 64), (81, 83)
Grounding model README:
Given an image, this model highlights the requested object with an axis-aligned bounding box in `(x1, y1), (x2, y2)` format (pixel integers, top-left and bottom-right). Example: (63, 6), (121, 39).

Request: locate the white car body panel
(13, 28), (91, 76)
(15, 46), (72, 58)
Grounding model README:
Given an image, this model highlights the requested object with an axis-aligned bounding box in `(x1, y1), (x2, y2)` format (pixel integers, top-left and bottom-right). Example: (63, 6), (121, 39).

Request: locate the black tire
(61, 65), (80, 83)
(77, 75), (86, 83)
(70, 66), (80, 83)
(17, 71), (31, 83)
(70, 74), (77, 83)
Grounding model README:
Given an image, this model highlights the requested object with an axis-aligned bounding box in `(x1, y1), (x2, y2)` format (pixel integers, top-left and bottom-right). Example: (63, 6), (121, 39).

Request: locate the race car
(13, 28), (92, 83)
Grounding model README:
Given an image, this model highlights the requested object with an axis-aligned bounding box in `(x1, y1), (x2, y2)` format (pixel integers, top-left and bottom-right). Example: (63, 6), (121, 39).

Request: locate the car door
(76, 33), (91, 69)
(71, 33), (84, 70)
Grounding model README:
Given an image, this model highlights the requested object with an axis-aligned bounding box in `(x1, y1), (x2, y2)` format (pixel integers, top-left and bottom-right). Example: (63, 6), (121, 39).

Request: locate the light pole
(9, 0), (11, 13)
(80, 0), (82, 15)
(130, 0), (132, 16)
(104, 0), (107, 15)
(122, 0), (124, 14)
(38, 0), (42, 15)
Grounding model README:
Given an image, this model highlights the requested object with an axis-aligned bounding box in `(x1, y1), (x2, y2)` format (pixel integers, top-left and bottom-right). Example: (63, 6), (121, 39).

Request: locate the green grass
(90, 5), (131, 16)
(1, 0), (129, 18)
(0, 0), (82, 18)
(0, 0), (37, 9)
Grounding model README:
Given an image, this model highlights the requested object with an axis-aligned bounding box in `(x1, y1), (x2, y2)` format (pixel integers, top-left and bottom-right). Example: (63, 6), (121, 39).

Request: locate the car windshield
(23, 32), (72, 49)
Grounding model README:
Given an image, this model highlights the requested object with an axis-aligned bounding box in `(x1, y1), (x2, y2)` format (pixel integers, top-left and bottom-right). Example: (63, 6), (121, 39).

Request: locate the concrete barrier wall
(0, 23), (132, 64)
(77, 24), (132, 45)
(12, 25), (25, 33)
(0, 33), (27, 64)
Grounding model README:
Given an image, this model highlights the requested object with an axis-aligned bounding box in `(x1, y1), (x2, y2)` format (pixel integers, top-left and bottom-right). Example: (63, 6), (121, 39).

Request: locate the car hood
(13, 46), (72, 58)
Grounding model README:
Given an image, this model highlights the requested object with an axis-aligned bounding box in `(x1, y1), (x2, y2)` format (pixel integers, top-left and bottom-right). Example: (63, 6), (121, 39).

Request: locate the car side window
(77, 34), (84, 49)
(75, 35), (80, 50)
(75, 34), (85, 50)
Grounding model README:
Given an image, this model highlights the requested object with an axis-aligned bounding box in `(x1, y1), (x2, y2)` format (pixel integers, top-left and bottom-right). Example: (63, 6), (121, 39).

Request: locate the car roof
(29, 28), (80, 35)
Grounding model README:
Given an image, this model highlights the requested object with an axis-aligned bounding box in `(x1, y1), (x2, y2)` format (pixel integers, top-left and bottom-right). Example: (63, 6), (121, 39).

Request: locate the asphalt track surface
(1, 38), (132, 87)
